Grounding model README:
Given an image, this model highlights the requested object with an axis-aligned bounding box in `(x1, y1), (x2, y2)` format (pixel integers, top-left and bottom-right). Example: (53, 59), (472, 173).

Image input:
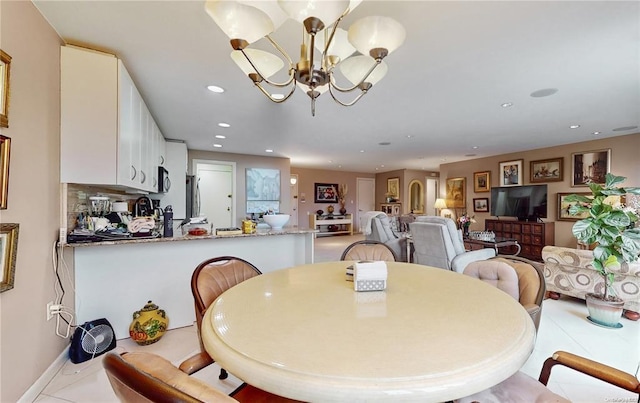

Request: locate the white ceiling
(33, 1), (640, 173)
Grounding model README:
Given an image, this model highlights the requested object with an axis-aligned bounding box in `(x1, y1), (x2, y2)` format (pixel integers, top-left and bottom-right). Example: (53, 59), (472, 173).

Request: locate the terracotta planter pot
(585, 293), (624, 328)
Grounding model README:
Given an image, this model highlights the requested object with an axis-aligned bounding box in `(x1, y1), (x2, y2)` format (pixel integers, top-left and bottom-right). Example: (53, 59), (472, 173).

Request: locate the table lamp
(434, 198), (447, 216)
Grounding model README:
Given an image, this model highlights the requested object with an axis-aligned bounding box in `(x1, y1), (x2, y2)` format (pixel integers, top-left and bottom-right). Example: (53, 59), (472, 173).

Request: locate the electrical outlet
(47, 301), (55, 321)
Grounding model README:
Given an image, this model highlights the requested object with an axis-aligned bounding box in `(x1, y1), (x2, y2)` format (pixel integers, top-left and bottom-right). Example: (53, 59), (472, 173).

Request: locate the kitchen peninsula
(64, 229), (316, 339)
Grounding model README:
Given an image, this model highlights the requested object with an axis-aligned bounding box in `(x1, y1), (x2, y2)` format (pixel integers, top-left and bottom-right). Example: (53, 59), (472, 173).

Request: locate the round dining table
(201, 261), (535, 402)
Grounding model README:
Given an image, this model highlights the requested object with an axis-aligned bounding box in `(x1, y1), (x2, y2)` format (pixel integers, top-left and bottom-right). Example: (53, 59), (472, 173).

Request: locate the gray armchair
(363, 212), (408, 262)
(409, 216), (495, 272)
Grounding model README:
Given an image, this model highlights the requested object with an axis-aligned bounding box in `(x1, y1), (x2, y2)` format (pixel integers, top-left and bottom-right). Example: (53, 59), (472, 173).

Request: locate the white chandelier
(205, 0), (406, 116)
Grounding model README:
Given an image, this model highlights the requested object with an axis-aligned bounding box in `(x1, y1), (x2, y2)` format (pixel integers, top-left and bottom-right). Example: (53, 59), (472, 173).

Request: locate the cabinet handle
(165, 178), (171, 191)
(131, 166), (137, 181)
(141, 171), (146, 184)
(160, 156), (165, 165)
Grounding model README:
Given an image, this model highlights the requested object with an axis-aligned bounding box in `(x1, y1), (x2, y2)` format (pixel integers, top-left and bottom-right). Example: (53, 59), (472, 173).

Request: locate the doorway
(290, 174), (299, 227)
(193, 160), (235, 229)
(425, 177), (438, 215)
(356, 177), (375, 232)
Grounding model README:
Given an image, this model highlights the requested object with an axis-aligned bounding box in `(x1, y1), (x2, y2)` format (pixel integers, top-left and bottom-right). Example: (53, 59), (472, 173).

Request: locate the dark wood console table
(484, 220), (554, 261)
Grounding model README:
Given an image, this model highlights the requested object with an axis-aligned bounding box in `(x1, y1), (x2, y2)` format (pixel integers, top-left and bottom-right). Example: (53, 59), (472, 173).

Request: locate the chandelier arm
(265, 35), (294, 68)
(329, 59), (381, 93)
(253, 81), (297, 103)
(328, 83), (367, 107)
(240, 49), (294, 88)
(321, 14), (345, 58)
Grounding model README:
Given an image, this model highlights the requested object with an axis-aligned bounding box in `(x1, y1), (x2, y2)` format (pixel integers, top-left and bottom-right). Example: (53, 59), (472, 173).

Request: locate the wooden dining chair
(456, 351), (640, 402)
(179, 256), (262, 379)
(104, 351), (302, 402)
(340, 240), (397, 262)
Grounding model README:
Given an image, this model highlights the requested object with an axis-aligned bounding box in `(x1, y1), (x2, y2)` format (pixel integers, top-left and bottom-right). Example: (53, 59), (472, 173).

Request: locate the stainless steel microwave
(158, 166), (170, 193)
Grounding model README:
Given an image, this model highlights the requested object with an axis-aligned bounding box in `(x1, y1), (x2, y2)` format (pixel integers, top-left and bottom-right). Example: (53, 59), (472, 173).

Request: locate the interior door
(290, 174), (299, 227)
(356, 177), (375, 233)
(195, 162), (233, 229)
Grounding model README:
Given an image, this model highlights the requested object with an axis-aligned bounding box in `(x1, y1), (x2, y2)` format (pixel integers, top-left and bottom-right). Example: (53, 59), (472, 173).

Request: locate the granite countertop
(64, 228), (318, 247)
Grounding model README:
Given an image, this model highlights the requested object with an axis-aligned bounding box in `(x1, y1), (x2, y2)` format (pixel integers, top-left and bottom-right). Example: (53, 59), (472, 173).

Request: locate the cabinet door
(117, 61), (138, 187)
(61, 46), (118, 185)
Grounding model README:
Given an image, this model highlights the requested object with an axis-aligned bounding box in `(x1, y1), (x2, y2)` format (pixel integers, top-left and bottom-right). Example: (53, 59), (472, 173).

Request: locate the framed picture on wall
(0, 135), (10, 209)
(571, 149), (611, 187)
(473, 171), (490, 193)
(473, 198), (489, 213)
(387, 178), (399, 199)
(0, 223), (19, 292)
(530, 157), (563, 183)
(0, 50), (11, 128)
(499, 159), (523, 187)
(314, 183), (338, 203)
(557, 192), (592, 221)
(445, 177), (466, 208)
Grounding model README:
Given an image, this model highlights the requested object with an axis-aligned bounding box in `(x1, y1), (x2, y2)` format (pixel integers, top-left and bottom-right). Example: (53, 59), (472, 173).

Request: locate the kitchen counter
(66, 228), (316, 338)
(64, 227), (316, 247)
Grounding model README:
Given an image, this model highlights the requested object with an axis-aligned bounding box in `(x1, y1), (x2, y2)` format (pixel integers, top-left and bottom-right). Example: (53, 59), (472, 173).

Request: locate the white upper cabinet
(61, 45), (165, 192)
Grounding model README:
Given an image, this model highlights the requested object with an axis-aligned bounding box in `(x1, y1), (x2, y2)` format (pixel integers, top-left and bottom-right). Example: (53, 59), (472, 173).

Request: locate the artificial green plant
(566, 173), (640, 300)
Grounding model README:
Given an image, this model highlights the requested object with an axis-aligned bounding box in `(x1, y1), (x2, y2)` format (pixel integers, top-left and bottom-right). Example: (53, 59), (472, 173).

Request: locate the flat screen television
(490, 184), (548, 221)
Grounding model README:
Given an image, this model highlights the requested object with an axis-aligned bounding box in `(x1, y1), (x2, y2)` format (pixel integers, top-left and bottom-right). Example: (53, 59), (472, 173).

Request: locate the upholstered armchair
(363, 212), (408, 262)
(409, 216), (495, 273)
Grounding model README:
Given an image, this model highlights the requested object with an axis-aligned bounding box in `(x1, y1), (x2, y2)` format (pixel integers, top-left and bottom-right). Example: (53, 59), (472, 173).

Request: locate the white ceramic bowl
(263, 214), (290, 230)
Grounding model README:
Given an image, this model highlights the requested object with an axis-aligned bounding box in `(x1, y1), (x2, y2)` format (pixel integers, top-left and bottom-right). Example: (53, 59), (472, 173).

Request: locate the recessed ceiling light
(213, 143), (223, 148)
(218, 122), (230, 128)
(328, 160), (333, 163)
(472, 146), (479, 149)
(613, 125), (638, 132)
(592, 131), (601, 135)
(501, 102), (513, 108)
(569, 125), (580, 129)
(215, 135), (226, 139)
(360, 150), (365, 153)
(406, 135), (413, 138)
(381, 165), (385, 168)
(207, 85), (224, 93)
(272, 93), (285, 100)
(265, 149), (273, 153)
(530, 88), (558, 98)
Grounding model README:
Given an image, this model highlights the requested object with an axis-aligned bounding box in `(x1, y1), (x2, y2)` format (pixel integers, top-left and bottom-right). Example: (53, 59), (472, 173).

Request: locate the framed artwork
(0, 49), (11, 128)
(473, 171), (491, 193)
(314, 183), (338, 203)
(0, 136), (10, 209)
(0, 223), (19, 293)
(387, 178), (399, 199)
(445, 177), (466, 208)
(557, 192), (591, 221)
(571, 149), (611, 187)
(499, 159), (524, 187)
(246, 168), (280, 213)
(473, 198), (489, 213)
(530, 157), (563, 183)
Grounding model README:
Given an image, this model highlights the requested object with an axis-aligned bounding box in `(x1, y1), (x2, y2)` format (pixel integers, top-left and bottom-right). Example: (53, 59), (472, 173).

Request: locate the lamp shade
(339, 55), (387, 86)
(315, 27), (355, 62)
(205, 0), (274, 44)
(231, 49), (284, 78)
(238, 0), (288, 31)
(348, 16), (406, 56)
(277, 0), (349, 26)
(434, 199), (448, 209)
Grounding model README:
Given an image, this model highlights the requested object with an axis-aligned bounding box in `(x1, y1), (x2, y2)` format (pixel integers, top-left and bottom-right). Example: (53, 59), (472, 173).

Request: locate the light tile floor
(35, 234), (639, 402)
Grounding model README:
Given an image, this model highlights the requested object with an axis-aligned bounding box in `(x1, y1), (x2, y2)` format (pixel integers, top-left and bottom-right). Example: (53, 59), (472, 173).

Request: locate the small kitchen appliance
(134, 196), (154, 217)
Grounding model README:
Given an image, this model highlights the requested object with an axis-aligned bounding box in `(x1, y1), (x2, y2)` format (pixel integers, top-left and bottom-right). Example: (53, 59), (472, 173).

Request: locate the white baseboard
(18, 346), (69, 403)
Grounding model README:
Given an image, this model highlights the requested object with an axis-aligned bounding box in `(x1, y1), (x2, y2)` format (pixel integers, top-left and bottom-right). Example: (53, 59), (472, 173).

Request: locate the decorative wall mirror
(0, 49), (11, 128)
(408, 179), (424, 214)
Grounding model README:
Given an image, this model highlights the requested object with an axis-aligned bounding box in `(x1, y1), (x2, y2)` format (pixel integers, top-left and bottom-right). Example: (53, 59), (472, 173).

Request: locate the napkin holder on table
(353, 261), (387, 292)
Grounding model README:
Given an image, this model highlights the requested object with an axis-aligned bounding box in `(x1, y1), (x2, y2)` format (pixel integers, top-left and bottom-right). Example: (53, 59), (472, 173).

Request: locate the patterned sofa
(542, 246), (640, 320)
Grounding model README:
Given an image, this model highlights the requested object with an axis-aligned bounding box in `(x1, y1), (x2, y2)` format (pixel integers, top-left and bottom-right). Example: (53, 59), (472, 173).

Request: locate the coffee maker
(133, 196), (154, 217)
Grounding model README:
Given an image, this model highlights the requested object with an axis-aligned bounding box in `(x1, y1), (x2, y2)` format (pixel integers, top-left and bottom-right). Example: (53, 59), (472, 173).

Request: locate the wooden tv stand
(309, 214), (353, 237)
(484, 219), (554, 261)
